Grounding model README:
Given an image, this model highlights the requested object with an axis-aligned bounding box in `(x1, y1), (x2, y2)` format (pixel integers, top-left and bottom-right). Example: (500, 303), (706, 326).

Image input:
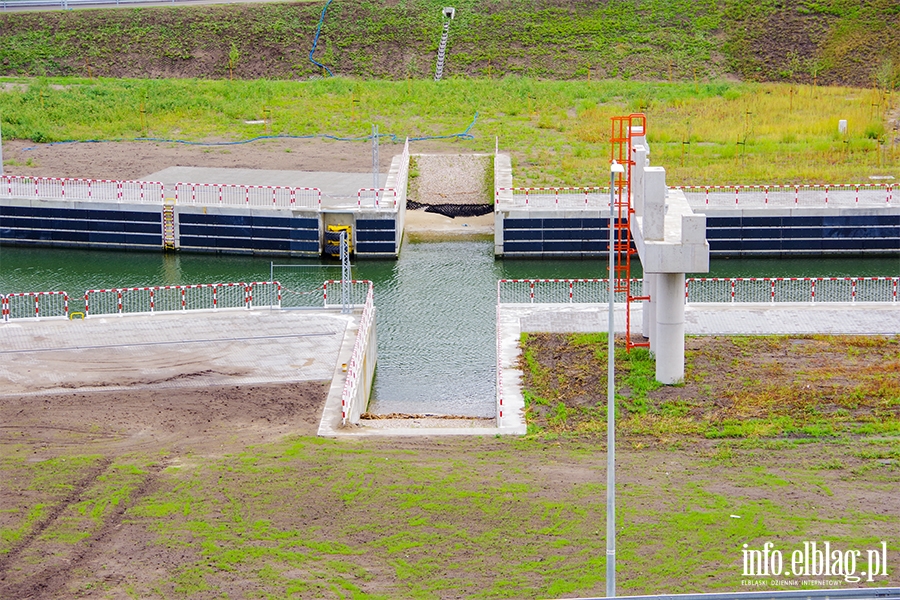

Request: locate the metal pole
(607, 160), (624, 598)
(0, 117), (4, 176)
(340, 231), (351, 314)
(372, 124), (379, 192)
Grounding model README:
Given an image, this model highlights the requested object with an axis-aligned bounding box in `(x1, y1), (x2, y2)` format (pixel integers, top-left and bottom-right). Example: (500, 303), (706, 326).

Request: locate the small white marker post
(607, 160), (625, 597)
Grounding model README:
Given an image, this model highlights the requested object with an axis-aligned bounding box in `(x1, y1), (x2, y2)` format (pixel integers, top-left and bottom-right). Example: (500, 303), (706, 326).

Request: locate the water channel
(1, 242), (896, 416)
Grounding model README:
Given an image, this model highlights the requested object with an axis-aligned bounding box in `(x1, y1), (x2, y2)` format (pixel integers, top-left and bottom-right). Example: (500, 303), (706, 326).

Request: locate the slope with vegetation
(0, 0), (897, 87)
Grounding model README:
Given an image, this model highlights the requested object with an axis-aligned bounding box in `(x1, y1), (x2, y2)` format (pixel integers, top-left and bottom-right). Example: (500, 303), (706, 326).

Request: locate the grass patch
(0, 76), (896, 186)
(519, 333), (900, 440)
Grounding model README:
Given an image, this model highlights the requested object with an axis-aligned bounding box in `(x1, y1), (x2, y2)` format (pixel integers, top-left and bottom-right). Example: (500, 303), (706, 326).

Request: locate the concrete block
(681, 213), (706, 244)
(643, 167), (666, 240)
(632, 145), (648, 217)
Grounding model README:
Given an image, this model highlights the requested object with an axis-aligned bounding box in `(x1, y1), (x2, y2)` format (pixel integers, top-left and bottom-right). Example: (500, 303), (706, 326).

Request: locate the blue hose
(21, 112), (480, 149)
(309, 0), (334, 77)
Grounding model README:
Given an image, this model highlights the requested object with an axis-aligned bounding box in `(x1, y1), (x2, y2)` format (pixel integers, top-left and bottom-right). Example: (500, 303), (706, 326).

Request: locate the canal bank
(1, 241), (898, 418)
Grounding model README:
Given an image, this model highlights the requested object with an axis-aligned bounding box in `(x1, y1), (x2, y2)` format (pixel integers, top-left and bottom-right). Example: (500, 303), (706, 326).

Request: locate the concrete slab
(141, 167), (387, 206)
(0, 308), (354, 396)
(508, 302), (900, 336)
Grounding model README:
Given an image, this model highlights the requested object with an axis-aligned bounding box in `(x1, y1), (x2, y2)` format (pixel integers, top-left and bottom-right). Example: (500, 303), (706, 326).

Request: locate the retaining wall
(176, 206), (321, 255)
(0, 198), (162, 250)
(702, 207), (900, 257)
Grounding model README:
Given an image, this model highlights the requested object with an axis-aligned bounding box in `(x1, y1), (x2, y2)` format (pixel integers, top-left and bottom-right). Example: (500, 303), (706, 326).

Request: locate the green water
(0, 243), (897, 416)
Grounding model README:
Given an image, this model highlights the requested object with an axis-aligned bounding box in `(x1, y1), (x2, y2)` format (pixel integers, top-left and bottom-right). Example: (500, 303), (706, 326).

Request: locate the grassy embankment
(0, 76), (896, 185)
(0, 0), (897, 86)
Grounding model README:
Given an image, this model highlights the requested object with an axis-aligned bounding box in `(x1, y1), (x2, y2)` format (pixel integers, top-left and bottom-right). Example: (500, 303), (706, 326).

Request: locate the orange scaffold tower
(610, 113), (650, 351)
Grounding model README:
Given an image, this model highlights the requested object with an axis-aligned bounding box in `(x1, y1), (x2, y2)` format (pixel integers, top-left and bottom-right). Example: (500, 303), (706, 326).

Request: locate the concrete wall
(354, 151), (409, 258)
(177, 205), (320, 256)
(495, 209), (613, 258)
(702, 207), (900, 257)
(0, 198), (162, 250)
(494, 204), (899, 259)
(346, 306), (378, 423)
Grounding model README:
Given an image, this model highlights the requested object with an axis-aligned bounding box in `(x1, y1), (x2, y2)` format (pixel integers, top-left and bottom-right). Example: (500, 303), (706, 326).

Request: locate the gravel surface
(411, 153), (492, 205)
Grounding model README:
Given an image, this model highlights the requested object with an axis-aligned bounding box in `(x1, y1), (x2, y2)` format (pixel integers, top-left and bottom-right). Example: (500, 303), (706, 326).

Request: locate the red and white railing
(684, 277), (899, 303)
(352, 137), (409, 211)
(1, 175), (165, 203)
(356, 187), (399, 209)
(173, 182), (321, 209)
(495, 186), (610, 209)
(497, 277), (899, 304)
(323, 279), (374, 307)
(497, 278), (637, 304)
(1, 291), (69, 322)
(496, 304), (504, 422)
(82, 281), (281, 316)
(676, 183), (893, 208)
(333, 280), (375, 425)
(493, 183), (895, 210)
(0, 175), (322, 209)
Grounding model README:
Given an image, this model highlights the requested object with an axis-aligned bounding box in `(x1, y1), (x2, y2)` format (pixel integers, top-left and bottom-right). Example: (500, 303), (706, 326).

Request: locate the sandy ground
(1, 137), (476, 180)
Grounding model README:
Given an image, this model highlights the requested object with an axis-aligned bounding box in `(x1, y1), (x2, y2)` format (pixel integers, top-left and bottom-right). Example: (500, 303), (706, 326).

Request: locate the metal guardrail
(493, 184), (895, 210)
(1, 291), (69, 322)
(333, 280), (374, 425)
(1, 282), (282, 321)
(0, 175), (165, 203)
(678, 183), (894, 208)
(174, 182), (321, 209)
(686, 277), (899, 303)
(322, 279), (372, 308)
(83, 282), (264, 316)
(355, 138), (409, 210)
(495, 186), (610, 209)
(0, 175), (322, 210)
(497, 277), (900, 305)
(498, 279), (639, 304)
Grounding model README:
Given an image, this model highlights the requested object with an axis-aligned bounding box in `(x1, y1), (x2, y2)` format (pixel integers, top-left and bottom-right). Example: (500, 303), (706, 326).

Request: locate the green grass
(0, 76), (897, 186)
(10, 436), (894, 596)
(0, 454), (103, 554)
(2, 435), (898, 596)
(0, 0), (896, 87)
(520, 333), (900, 440)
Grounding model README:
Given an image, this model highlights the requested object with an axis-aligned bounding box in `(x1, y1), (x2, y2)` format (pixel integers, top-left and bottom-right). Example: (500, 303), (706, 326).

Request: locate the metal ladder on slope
(434, 20), (451, 81)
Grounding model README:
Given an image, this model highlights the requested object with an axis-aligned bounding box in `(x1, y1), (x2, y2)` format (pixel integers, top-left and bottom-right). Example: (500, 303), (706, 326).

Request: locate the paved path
(143, 167), (387, 208)
(510, 302), (900, 336)
(0, 308), (354, 396)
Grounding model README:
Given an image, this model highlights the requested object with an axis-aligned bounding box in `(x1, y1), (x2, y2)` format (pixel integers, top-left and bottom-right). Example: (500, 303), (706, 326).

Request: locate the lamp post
(607, 160), (625, 597)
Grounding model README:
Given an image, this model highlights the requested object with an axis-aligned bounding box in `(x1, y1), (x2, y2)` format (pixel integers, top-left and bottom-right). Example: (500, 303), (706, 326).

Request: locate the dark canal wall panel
(0, 199), (162, 250)
(495, 207), (900, 258)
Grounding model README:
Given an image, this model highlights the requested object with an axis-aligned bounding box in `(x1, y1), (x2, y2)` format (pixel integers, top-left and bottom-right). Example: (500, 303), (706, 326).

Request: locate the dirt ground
(1, 137), (468, 180)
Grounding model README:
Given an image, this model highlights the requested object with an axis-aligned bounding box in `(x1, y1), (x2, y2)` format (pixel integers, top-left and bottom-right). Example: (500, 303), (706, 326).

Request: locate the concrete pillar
(642, 272), (655, 348)
(632, 145), (648, 217)
(655, 272), (685, 384)
(643, 167), (666, 241)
